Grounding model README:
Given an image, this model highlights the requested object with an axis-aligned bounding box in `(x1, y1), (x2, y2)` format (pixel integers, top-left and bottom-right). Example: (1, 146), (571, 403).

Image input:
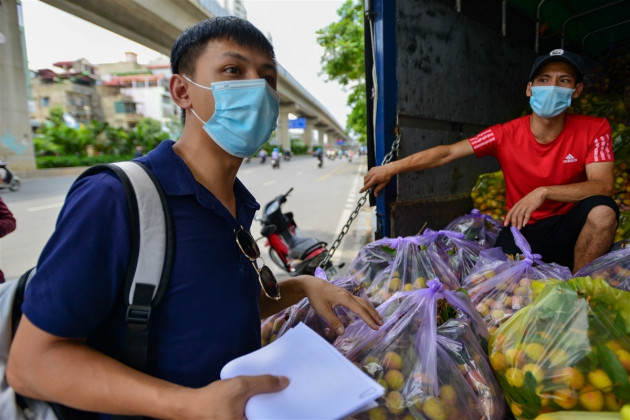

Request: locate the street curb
(15, 167), (90, 179)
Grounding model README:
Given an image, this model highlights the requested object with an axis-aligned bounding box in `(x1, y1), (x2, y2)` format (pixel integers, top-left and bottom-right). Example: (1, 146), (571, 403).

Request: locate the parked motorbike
(258, 188), (335, 277)
(0, 161), (20, 192)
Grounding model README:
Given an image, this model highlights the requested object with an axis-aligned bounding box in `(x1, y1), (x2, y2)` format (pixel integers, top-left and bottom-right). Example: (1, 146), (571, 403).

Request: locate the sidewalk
(15, 166), (89, 179)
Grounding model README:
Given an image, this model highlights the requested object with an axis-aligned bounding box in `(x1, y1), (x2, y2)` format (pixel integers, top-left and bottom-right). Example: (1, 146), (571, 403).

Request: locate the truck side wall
(387, 0), (535, 236)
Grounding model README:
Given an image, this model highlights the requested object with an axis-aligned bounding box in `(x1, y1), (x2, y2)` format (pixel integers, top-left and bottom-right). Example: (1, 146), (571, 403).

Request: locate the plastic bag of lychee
(489, 277), (630, 419)
(335, 279), (506, 420)
(261, 268), (367, 346)
(345, 233), (461, 307)
(444, 208), (502, 248)
(462, 227), (571, 335)
(421, 228), (487, 282)
(575, 247), (630, 292)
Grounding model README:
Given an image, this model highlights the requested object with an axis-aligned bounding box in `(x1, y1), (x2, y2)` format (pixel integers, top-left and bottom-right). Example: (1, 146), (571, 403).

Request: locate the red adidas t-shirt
(468, 114), (613, 224)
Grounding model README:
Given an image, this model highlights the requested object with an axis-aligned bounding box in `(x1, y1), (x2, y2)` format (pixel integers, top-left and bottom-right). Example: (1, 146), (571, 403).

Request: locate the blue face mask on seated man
(529, 86), (575, 118)
(184, 77), (280, 157)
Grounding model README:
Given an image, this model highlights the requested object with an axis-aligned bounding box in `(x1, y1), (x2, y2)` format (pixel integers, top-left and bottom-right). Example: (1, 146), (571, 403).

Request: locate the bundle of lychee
(261, 306), (293, 347)
(260, 268), (366, 346)
(488, 277), (630, 419)
(335, 280), (506, 420)
(470, 170), (507, 222)
(575, 247), (630, 292)
(345, 234), (460, 307)
(444, 208), (502, 248)
(462, 227), (572, 335)
(423, 228), (487, 282)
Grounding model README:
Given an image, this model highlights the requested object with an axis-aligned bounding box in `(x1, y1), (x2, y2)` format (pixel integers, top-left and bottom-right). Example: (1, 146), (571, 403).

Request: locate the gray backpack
(0, 161), (174, 419)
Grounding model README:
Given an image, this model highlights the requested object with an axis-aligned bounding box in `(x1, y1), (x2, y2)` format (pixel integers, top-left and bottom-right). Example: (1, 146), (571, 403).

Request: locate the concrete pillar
(0, 0), (36, 170)
(276, 105), (290, 151)
(302, 118), (314, 149)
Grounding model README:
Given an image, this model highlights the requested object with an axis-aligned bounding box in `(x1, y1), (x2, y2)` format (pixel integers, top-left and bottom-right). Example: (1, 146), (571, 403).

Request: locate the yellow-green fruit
(506, 367), (525, 388)
(579, 384), (604, 411)
(368, 406), (387, 420)
(513, 285), (529, 296)
(413, 276), (426, 289)
(403, 283), (414, 291)
(384, 369), (405, 390)
(439, 384), (457, 405)
(510, 402), (523, 417)
(383, 351), (404, 370)
(588, 369), (613, 392)
(621, 404), (630, 420)
(476, 302), (489, 317)
(385, 391), (405, 415)
(547, 349), (569, 367)
(606, 340), (623, 352)
(490, 352), (508, 372)
(604, 392), (621, 411)
(522, 363), (545, 383)
(524, 342), (546, 361)
(504, 348), (526, 368)
(423, 397), (446, 420)
(389, 277), (401, 291)
(616, 349), (630, 373)
(553, 366), (585, 389)
(490, 309), (505, 322)
(377, 378), (388, 393)
(553, 388), (578, 409)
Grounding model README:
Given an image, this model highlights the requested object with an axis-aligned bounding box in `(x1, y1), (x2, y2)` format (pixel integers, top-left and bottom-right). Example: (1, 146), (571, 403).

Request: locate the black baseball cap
(529, 49), (585, 82)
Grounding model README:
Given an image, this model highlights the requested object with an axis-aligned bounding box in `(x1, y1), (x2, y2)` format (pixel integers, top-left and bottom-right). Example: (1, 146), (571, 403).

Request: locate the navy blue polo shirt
(23, 140), (263, 387)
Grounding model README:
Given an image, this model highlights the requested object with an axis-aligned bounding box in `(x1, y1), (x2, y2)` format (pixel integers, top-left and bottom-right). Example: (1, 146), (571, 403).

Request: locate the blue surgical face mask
(184, 77), (279, 158)
(529, 85), (575, 118)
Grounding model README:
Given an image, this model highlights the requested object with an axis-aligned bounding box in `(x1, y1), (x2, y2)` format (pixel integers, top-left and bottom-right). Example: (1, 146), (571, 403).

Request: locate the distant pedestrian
(133, 145), (144, 158)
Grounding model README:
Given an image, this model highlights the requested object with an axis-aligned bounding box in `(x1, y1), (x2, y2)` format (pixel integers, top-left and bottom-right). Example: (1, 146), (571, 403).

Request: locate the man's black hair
(171, 16), (275, 76)
(170, 16), (275, 124)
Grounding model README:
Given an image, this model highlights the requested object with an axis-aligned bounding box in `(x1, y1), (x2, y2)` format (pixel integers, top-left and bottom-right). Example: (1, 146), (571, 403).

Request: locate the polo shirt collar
(142, 141), (260, 228)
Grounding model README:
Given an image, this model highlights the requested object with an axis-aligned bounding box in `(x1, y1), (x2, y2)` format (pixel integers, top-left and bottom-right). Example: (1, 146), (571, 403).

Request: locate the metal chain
(321, 130), (402, 268)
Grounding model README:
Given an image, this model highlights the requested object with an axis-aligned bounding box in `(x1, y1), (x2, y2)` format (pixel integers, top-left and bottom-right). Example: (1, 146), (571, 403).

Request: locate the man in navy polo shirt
(7, 17), (382, 418)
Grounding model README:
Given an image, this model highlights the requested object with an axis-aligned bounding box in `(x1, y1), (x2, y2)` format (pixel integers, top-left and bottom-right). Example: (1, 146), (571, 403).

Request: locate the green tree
(128, 117), (170, 154)
(316, 0), (366, 143)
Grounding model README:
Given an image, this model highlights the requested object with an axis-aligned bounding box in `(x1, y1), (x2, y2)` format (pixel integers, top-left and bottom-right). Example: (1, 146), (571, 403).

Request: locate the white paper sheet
(220, 322), (384, 420)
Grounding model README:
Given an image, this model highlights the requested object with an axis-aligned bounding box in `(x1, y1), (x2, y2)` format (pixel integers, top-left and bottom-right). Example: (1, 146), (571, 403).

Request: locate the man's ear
(170, 75), (191, 109)
(573, 82), (584, 98)
(525, 81), (533, 98)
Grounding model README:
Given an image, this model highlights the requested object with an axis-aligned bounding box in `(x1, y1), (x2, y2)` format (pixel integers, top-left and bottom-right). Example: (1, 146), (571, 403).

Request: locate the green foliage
(36, 154), (134, 168)
(317, 0), (367, 143)
(290, 138), (308, 155)
(35, 107), (172, 166)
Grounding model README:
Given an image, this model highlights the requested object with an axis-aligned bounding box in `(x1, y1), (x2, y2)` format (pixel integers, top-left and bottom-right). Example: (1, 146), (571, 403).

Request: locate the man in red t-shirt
(361, 49), (619, 273)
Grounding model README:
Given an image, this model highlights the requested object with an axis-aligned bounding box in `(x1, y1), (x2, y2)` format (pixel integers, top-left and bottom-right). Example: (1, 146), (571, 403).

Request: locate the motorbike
(0, 161), (20, 192)
(283, 151), (292, 161)
(258, 188), (336, 277)
(316, 154), (323, 168)
(271, 158), (280, 169)
(259, 155), (267, 164)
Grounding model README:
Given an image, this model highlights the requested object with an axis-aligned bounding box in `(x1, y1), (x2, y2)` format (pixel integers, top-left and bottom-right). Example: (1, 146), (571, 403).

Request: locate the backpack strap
(77, 162), (174, 371)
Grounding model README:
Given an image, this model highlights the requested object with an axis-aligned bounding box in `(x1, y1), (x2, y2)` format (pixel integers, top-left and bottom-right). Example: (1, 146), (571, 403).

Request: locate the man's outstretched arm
(361, 139), (474, 197)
